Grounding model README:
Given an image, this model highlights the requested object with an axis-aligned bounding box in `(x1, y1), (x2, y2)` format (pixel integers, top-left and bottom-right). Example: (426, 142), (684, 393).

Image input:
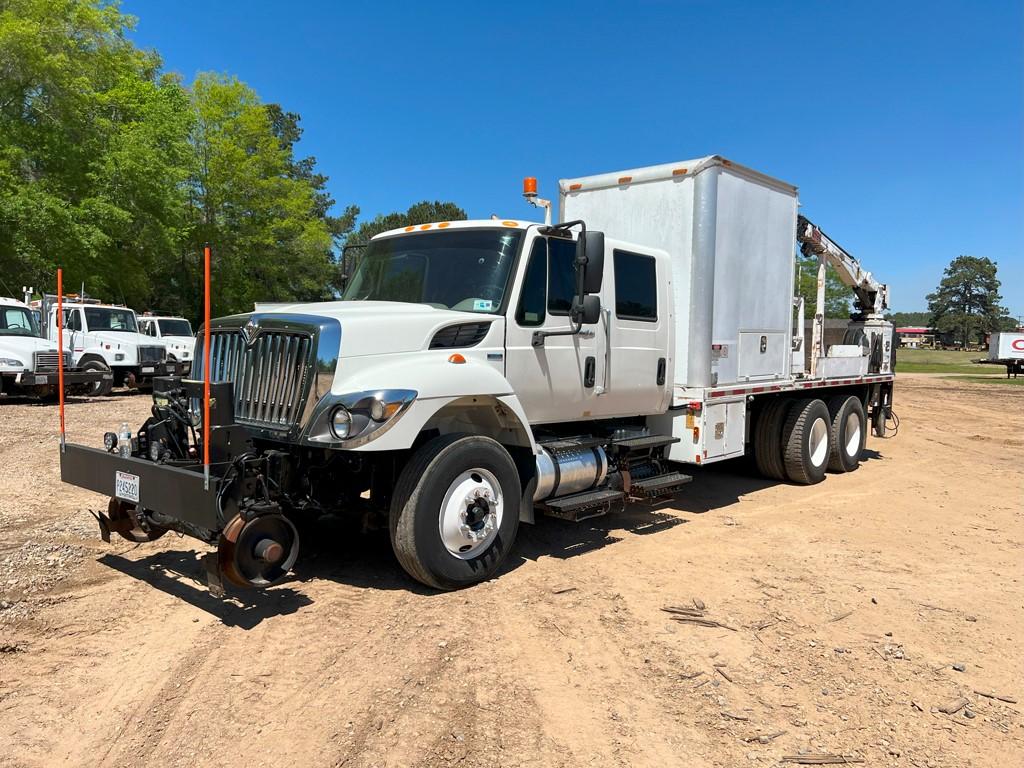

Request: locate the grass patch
(897, 348), (989, 374)
(943, 375), (1024, 387)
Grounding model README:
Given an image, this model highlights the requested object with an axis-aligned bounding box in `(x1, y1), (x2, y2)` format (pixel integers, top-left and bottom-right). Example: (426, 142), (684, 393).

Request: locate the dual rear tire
(754, 395), (866, 485)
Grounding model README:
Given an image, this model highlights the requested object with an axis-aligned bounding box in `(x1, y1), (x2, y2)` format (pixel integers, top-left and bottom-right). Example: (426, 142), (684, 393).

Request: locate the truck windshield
(85, 307), (138, 333)
(158, 319), (193, 337)
(341, 229), (523, 313)
(0, 307), (39, 337)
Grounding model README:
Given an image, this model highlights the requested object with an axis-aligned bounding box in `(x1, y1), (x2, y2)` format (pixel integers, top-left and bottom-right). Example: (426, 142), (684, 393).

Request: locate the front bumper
(133, 360), (186, 379)
(60, 444), (221, 531)
(12, 369), (114, 386)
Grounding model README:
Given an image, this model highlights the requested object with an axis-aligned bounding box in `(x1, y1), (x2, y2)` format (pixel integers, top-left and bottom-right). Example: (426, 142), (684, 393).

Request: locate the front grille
(200, 329), (313, 429)
(139, 346), (165, 363)
(32, 351), (64, 373)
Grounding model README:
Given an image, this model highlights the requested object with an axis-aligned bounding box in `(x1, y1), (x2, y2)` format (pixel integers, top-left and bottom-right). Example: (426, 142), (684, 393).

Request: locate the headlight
(368, 398), (387, 422)
(0, 358), (24, 368)
(115, 353), (125, 361)
(331, 406), (352, 439)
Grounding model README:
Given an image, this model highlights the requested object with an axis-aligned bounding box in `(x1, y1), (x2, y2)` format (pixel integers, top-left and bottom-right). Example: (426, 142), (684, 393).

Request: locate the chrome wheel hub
(439, 469), (503, 559)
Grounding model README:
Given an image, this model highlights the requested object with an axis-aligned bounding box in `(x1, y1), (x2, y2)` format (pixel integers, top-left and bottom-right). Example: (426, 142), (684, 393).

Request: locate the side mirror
(578, 230), (605, 294)
(572, 294), (601, 325)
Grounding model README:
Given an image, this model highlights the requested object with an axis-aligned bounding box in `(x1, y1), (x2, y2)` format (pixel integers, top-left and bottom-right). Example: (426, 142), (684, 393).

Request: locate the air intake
(429, 322), (491, 350)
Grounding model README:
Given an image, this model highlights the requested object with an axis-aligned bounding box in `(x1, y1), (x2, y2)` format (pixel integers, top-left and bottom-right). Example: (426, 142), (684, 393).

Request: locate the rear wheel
(827, 396), (866, 473)
(754, 399), (791, 480)
(782, 398), (831, 485)
(82, 359), (113, 397)
(390, 433), (520, 590)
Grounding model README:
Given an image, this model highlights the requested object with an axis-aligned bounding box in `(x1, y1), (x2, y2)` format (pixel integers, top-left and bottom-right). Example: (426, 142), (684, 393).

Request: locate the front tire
(81, 360), (113, 397)
(782, 398), (831, 485)
(390, 433), (521, 590)
(827, 396), (866, 473)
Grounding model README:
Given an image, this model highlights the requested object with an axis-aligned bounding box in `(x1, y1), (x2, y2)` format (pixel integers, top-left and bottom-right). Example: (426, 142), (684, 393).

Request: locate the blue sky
(126, 0), (1023, 316)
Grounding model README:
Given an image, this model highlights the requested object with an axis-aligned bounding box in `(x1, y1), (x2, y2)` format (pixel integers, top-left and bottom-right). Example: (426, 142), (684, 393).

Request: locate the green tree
(176, 73), (340, 319)
(927, 255), (1011, 347)
(0, 0), (192, 304)
(885, 311), (932, 328)
(795, 253), (851, 318)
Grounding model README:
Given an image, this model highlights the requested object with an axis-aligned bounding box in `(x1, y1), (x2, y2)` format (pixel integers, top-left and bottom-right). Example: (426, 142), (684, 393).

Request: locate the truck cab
(139, 315), (195, 374)
(0, 297), (110, 397)
(46, 301), (174, 395)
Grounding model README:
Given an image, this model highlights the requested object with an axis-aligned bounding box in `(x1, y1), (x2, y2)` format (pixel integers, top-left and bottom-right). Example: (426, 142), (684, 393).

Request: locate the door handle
(584, 356), (596, 388)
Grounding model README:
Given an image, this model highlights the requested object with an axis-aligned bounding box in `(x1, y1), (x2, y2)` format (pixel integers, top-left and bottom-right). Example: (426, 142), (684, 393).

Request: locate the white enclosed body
(561, 156), (798, 396)
(988, 332), (1024, 360)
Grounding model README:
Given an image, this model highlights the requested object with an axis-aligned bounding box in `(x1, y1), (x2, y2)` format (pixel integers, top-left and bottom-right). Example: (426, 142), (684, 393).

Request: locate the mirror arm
(531, 319), (583, 348)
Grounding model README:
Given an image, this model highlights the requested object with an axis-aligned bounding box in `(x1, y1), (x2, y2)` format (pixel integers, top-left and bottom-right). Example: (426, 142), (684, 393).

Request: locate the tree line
(0, 0), (464, 322)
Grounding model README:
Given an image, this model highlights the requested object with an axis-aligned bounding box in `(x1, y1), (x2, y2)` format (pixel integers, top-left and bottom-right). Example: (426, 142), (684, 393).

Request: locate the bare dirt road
(1, 375), (1021, 768)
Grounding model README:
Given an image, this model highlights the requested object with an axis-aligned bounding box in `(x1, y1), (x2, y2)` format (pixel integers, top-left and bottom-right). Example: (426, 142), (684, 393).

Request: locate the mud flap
(202, 552), (226, 598)
(90, 510), (112, 543)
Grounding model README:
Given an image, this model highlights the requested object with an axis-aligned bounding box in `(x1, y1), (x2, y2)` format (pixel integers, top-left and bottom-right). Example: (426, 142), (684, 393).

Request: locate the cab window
(516, 241), (547, 327)
(63, 309), (82, 331)
(613, 250), (657, 321)
(546, 237), (577, 315)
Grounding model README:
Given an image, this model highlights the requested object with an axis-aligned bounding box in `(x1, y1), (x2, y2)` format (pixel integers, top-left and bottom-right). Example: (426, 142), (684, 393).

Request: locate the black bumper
(135, 361), (186, 379)
(10, 369), (113, 386)
(60, 444), (221, 531)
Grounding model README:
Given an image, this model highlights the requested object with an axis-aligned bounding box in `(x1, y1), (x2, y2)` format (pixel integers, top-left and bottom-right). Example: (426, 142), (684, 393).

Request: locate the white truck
(41, 298), (183, 396)
(983, 331), (1024, 378)
(59, 155), (895, 595)
(0, 296), (112, 398)
(138, 314), (196, 375)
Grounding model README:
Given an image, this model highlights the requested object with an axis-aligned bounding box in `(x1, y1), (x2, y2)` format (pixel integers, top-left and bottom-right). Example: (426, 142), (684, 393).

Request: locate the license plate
(114, 471), (140, 503)
(141, 366), (154, 374)
(34, 375), (49, 385)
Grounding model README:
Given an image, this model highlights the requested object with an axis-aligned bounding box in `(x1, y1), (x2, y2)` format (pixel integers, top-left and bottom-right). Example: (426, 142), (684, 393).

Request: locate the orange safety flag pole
(57, 269), (65, 451)
(203, 244), (212, 490)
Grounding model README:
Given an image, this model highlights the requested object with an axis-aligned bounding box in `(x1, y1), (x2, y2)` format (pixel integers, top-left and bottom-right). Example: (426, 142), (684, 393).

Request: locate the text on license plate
(141, 366), (155, 374)
(115, 471), (140, 503)
(34, 375), (49, 385)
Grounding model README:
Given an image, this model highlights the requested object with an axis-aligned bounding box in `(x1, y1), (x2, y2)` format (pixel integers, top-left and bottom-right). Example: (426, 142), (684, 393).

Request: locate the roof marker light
(618, 176), (632, 184)
(501, 220), (518, 227)
(419, 224), (432, 230)
(404, 225), (415, 232)
(438, 222), (450, 228)
(569, 183), (582, 191)
(672, 168), (688, 176)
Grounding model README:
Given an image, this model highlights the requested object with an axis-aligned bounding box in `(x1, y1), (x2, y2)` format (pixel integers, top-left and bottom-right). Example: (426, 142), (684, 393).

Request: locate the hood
(162, 335), (195, 349)
(87, 331), (164, 349)
(0, 335), (61, 357)
(256, 301), (496, 358)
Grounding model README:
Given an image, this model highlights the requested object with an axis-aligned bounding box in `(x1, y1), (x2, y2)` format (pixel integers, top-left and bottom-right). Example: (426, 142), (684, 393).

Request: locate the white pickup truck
(59, 156), (895, 595)
(43, 300), (183, 395)
(0, 297), (111, 397)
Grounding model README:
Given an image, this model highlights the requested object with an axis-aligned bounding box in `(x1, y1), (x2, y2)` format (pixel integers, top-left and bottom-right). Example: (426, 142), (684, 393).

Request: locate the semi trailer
(58, 155), (895, 594)
(980, 332), (1024, 378)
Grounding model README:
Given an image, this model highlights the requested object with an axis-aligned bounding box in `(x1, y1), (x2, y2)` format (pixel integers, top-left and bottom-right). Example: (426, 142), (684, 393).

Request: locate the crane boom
(797, 214), (889, 318)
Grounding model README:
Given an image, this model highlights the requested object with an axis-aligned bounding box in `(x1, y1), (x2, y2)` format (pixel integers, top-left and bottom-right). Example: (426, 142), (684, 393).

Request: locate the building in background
(895, 326), (935, 349)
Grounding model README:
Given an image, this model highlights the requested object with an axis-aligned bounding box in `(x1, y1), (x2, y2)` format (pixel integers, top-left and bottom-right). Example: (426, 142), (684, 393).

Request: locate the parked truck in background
(58, 155), (895, 594)
(139, 314), (196, 375)
(1, 296), (111, 398)
(983, 331), (1024, 378)
(40, 297), (181, 396)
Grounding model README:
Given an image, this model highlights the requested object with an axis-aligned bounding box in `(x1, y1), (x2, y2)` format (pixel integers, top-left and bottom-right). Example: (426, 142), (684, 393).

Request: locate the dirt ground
(0, 375), (1021, 768)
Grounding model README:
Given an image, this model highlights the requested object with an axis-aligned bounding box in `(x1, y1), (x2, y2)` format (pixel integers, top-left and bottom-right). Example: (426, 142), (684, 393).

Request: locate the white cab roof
(373, 218), (539, 241)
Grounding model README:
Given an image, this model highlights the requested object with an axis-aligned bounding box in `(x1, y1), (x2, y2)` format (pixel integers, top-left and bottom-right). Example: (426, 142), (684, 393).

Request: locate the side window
(547, 237), (576, 315)
(63, 309), (81, 331)
(516, 240), (547, 327)
(613, 250), (657, 321)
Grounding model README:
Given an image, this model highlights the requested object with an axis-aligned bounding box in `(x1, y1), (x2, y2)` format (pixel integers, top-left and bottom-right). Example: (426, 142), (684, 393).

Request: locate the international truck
(58, 156), (895, 594)
(40, 297), (182, 395)
(0, 296), (112, 398)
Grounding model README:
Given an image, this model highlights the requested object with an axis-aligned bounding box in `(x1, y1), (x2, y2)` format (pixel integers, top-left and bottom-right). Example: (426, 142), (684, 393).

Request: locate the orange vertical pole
(57, 269), (65, 451)
(203, 244), (211, 489)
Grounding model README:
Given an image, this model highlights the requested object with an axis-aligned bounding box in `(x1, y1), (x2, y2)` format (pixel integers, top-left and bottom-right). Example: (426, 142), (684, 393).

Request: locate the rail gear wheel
(390, 433), (520, 591)
(782, 398), (831, 485)
(826, 396), (866, 473)
(106, 498), (168, 542)
(218, 514), (300, 588)
(754, 399), (792, 481)
(81, 359), (113, 396)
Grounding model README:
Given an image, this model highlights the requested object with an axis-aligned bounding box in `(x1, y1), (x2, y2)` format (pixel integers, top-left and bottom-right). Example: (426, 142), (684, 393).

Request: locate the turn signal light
(448, 353), (466, 364)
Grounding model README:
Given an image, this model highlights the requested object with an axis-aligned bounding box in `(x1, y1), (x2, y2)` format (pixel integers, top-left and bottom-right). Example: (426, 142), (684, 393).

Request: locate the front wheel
(81, 359), (113, 397)
(390, 433), (521, 590)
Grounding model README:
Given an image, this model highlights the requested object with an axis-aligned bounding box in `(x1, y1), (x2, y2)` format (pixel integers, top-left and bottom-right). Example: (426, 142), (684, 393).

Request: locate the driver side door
(504, 233), (606, 424)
